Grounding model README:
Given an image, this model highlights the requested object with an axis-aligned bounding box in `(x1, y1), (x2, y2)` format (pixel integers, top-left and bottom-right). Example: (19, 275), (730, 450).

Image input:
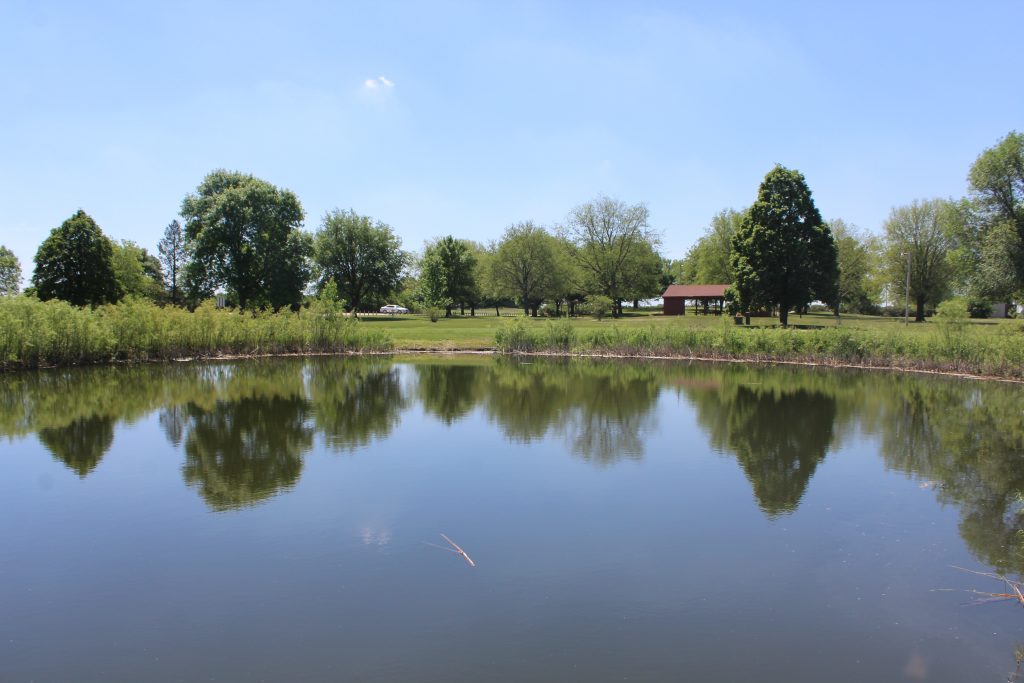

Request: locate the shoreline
(5, 345), (1021, 384)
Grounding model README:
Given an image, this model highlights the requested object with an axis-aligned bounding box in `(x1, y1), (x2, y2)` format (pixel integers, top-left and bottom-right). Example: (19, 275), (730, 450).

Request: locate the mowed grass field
(355, 308), (1021, 350)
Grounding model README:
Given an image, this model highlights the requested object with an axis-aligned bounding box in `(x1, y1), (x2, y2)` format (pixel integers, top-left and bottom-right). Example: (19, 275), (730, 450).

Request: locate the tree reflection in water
(3, 356), (1024, 577)
(37, 415), (115, 477)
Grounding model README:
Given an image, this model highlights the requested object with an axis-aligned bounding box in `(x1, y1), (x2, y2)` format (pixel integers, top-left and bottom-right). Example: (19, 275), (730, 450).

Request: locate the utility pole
(904, 251), (911, 325)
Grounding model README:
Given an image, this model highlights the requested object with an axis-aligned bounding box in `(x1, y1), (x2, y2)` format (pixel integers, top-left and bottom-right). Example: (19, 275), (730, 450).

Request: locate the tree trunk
(779, 307), (789, 327)
(470, 305), (475, 317)
(495, 305), (500, 317)
(460, 303), (465, 315)
(523, 306), (530, 317)
(633, 299), (639, 309)
(445, 305), (452, 317)
(915, 296), (926, 322)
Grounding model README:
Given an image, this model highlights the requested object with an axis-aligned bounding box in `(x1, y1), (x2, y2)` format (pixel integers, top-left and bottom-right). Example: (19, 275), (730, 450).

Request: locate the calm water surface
(1, 357), (1023, 682)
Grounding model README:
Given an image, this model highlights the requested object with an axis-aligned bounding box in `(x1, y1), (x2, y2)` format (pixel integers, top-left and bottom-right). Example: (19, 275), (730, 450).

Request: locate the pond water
(1, 356), (1023, 682)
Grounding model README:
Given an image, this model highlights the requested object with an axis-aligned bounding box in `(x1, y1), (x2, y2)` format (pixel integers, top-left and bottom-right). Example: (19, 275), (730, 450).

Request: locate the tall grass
(493, 318), (1024, 379)
(0, 297), (392, 369)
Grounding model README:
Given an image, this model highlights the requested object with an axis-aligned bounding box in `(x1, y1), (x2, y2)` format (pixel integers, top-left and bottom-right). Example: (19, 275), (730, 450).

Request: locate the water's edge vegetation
(3, 297), (1023, 380)
(493, 318), (1024, 381)
(0, 297), (392, 368)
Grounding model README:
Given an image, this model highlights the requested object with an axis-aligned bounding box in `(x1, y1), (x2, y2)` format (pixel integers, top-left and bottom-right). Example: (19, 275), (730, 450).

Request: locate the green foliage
(157, 220), (187, 305)
(32, 210), (122, 306)
(491, 317), (1024, 378)
(562, 195), (661, 317)
(313, 209), (406, 314)
(181, 169), (311, 311)
(493, 319), (538, 352)
(0, 296), (391, 369)
(968, 131), (1024, 288)
(881, 199), (956, 321)
(490, 221), (562, 315)
(418, 236), (477, 316)
(678, 208), (743, 285)
(0, 245), (21, 295)
(730, 166), (837, 326)
(830, 219), (880, 314)
(112, 240), (165, 302)
(587, 295), (614, 320)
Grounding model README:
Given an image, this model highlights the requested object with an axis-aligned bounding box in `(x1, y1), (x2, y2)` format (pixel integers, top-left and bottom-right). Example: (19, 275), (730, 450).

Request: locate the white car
(379, 304), (410, 314)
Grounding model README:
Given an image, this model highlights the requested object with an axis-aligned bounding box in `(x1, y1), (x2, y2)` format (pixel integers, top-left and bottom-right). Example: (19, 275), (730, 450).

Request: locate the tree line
(677, 131), (1024, 321)
(1, 131), (1020, 323)
(1, 169), (667, 318)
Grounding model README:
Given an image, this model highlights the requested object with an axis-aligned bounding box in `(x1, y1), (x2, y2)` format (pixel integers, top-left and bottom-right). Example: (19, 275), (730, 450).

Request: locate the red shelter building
(662, 284), (730, 315)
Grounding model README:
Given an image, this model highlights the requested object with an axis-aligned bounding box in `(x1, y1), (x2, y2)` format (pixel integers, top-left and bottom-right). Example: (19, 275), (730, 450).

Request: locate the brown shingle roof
(662, 284), (730, 298)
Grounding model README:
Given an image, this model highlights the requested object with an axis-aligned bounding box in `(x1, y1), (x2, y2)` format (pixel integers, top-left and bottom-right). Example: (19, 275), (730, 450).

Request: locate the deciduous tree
(561, 195), (661, 317)
(181, 170), (311, 311)
(881, 199), (955, 322)
(679, 209), (743, 284)
(112, 240), (164, 301)
(730, 166), (837, 326)
(32, 210), (122, 306)
(490, 221), (561, 316)
(418, 236), (478, 317)
(968, 131), (1024, 287)
(0, 245), (21, 295)
(313, 209), (406, 314)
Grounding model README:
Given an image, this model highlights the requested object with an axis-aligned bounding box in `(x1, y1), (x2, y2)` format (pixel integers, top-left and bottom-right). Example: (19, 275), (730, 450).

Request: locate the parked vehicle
(379, 304), (410, 314)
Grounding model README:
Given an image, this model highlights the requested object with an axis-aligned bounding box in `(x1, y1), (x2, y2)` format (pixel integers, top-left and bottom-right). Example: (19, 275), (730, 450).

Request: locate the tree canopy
(112, 240), (164, 301)
(967, 131), (1024, 293)
(730, 166), (837, 326)
(313, 209), (406, 313)
(678, 209), (743, 285)
(561, 195), (660, 317)
(181, 170), (311, 310)
(32, 210), (122, 306)
(489, 221), (562, 316)
(0, 246), (21, 296)
(418, 236), (478, 316)
(881, 199), (955, 321)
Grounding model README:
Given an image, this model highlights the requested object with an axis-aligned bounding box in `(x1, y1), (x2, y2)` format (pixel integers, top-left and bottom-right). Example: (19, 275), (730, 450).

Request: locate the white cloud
(363, 76), (395, 90)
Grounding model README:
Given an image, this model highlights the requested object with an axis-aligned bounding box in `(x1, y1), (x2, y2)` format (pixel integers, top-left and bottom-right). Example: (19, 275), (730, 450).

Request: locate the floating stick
(440, 533), (476, 568)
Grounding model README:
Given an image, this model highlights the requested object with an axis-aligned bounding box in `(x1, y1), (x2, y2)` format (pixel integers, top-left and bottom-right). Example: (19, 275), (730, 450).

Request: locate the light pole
(903, 251), (911, 325)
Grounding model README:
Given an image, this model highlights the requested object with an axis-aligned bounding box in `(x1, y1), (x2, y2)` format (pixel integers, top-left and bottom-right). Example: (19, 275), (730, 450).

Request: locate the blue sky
(2, 0), (1021, 283)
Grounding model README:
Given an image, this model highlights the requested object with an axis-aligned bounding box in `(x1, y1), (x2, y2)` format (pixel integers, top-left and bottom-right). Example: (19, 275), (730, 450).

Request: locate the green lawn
(356, 308), (1020, 350)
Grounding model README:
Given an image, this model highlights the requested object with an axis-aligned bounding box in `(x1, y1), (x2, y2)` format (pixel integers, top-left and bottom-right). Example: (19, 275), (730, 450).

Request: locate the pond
(1, 356), (1023, 682)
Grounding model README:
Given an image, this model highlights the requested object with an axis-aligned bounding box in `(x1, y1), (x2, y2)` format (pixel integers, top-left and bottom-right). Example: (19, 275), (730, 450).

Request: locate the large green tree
(678, 208), (743, 284)
(112, 240), (164, 301)
(561, 195), (661, 317)
(968, 131), (1023, 279)
(313, 209), (406, 314)
(181, 170), (311, 311)
(881, 199), (955, 322)
(730, 166), (837, 326)
(0, 246), (21, 295)
(418, 236), (478, 317)
(157, 219), (187, 305)
(830, 219), (881, 314)
(490, 221), (562, 316)
(32, 210), (122, 306)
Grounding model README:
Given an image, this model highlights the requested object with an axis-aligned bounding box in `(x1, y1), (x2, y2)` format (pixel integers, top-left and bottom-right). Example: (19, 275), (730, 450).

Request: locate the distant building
(662, 284), (730, 315)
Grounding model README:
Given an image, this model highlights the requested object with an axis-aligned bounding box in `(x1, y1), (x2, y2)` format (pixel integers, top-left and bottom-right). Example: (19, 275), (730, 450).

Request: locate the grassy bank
(0, 297), (392, 369)
(492, 317), (1024, 380)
